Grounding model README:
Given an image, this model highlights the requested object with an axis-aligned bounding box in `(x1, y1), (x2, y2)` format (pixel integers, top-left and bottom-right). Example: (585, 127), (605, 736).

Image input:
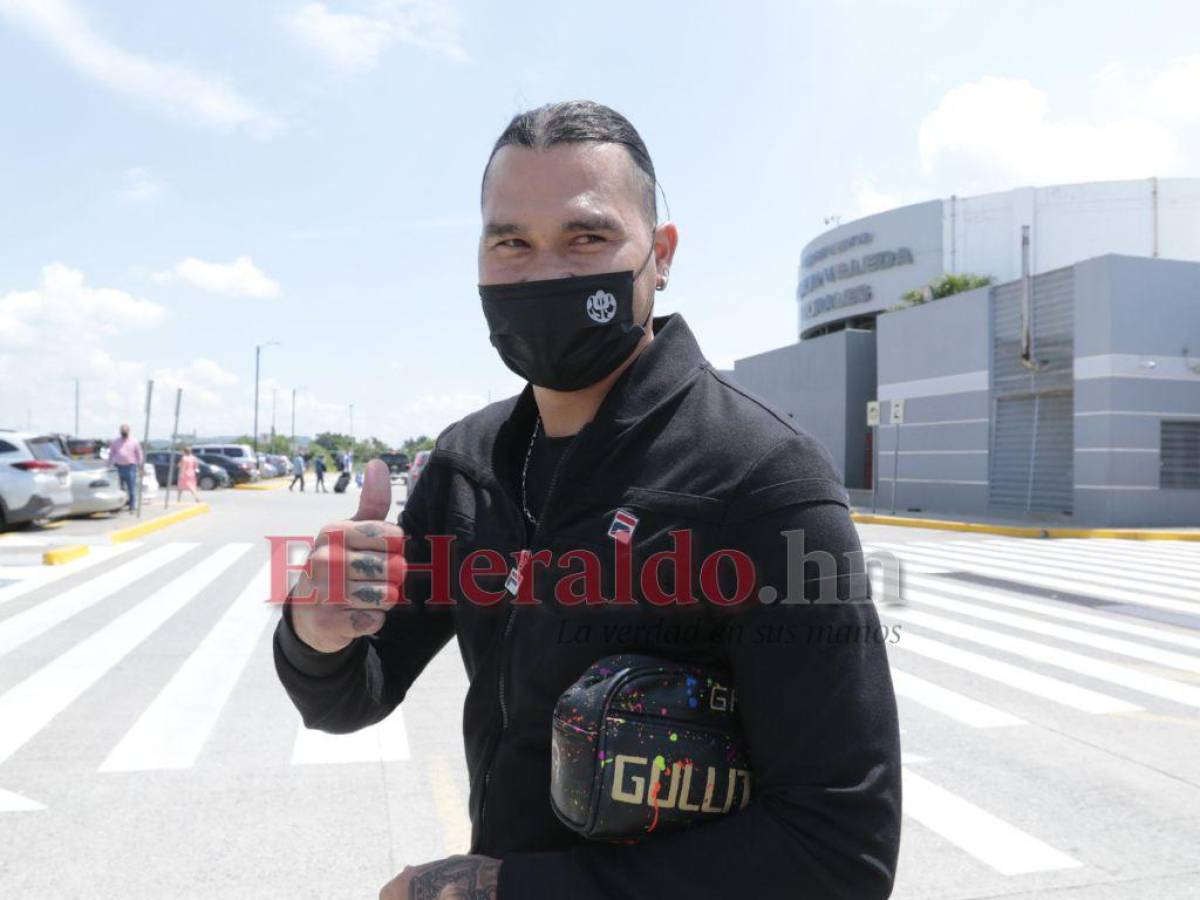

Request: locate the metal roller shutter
(988, 267), (1075, 514)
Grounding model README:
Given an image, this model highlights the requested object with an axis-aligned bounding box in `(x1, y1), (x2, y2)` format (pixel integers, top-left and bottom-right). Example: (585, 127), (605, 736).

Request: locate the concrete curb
(235, 478), (291, 492)
(42, 544), (90, 565)
(850, 511), (1200, 541)
(109, 502), (210, 544)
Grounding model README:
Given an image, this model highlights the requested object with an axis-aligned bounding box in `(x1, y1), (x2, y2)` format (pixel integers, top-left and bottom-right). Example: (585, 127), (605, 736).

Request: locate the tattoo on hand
(351, 585), (384, 605)
(409, 857), (499, 900)
(356, 523), (384, 538)
(350, 555), (384, 577)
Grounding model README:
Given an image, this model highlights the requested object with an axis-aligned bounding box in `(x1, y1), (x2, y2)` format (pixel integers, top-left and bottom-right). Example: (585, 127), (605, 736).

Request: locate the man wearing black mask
(274, 101), (901, 899)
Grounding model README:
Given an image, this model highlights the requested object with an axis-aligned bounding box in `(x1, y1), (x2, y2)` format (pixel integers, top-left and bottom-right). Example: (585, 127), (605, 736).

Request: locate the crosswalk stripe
(889, 667), (1027, 728)
(979, 536), (1200, 568)
(0, 543), (138, 608)
(882, 578), (1200, 673)
(903, 769), (1081, 875)
(0, 543), (195, 659)
(0, 544), (251, 767)
(899, 571), (1200, 653)
(903, 540), (1199, 603)
(100, 562), (274, 773)
(885, 629), (1141, 714)
(0, 785), (45, 812)
(889, 607), (1200, 708)
(867, 541), (1200, 616)
(291, 713), (411, 765)
(948, 539), (1200, 590)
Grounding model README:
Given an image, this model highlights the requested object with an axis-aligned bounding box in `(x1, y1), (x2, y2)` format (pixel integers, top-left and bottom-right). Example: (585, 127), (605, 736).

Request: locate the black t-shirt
(521, 428), (575, 537)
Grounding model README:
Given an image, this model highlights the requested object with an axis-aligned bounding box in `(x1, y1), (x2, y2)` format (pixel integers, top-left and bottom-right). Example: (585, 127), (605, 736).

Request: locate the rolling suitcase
(333, 471), (351, 493)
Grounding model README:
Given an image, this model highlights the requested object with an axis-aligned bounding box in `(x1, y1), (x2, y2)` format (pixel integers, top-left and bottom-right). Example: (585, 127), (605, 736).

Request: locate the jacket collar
(493, 312), (710, 490)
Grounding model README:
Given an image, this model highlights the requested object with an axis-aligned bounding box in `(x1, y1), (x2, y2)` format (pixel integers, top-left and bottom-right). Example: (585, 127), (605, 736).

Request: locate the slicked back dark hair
(481, 100), (657, 225)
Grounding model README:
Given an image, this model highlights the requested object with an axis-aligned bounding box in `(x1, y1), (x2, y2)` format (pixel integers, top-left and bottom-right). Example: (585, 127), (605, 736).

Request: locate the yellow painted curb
(235, 478), (292, 491)
(851, 512), (1200, 541)
(43, 544), (90, 565)
(109, 503), (210, 544)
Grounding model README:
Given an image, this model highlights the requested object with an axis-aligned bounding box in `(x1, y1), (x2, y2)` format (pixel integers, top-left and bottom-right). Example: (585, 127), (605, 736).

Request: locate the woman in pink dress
(176, 447), (200, 502)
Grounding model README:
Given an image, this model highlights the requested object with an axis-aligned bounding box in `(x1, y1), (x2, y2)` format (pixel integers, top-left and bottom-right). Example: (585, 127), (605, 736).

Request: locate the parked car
(406, 449), (431, 495)
(379, 451), (410, 475)
(192, 443), (260, 481)
(256, 454), (281, 478)
(268, 454), (292, 477)
(0, 430), (73, 527)
(196, 453), (253, 486)
(146, 451), (230, 491)
(66, 460), (127, 516)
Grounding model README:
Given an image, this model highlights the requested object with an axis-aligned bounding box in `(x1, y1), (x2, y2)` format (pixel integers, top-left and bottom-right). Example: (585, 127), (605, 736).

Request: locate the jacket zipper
(478, 423), (590, 843)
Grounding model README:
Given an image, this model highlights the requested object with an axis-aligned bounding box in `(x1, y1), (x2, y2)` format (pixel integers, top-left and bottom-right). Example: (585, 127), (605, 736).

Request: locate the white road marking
(903, 768), (1081, 875)
(889, 667), (1027, 728)
(890, 607), (1200, 708)
(869, 541), (1200, 616)
(0, 543), (194, 659)
(887, 630), (1141, 714)
(100, 562), (273, 772)
(0, 542), (138, 608)
(291, 712), (411, 765)
(0, 785), (45, 812)
(0, 544), (250, 767)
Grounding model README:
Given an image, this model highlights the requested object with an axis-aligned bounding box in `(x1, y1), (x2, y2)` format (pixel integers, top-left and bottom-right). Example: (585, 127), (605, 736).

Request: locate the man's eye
(496, 239), (528, 249)
(572, 234), (606, 245)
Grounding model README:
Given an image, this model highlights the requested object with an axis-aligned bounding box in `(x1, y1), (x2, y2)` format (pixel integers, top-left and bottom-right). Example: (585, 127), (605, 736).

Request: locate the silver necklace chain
(520, 415), (542, 526)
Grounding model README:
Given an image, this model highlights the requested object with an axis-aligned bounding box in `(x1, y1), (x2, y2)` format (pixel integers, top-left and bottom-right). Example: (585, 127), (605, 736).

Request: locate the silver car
(66, 459), (127, 516)
(0, 430), (73, 527)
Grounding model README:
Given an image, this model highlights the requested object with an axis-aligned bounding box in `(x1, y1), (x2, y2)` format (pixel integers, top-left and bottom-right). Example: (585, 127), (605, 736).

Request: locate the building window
(1160, 421), (1200, 489)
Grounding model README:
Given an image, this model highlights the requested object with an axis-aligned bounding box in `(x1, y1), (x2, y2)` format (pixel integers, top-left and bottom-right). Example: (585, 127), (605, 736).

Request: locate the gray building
(733, 179), (1200, 527)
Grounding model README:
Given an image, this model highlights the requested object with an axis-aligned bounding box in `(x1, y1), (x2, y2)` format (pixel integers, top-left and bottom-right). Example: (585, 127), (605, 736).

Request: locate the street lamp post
(253, 341), (280, 469)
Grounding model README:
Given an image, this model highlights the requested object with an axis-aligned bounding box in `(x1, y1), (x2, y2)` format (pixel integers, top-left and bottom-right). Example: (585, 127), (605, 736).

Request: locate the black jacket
(274, 313), (902, 899)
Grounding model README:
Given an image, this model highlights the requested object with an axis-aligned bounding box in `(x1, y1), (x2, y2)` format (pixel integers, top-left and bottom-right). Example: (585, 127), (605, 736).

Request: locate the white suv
(192, 443), (260, 481)
(0, 430), (73, 527)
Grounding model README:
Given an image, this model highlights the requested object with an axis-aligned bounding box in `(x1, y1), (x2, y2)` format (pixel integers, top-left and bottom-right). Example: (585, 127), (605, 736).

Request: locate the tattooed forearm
(409, 856), (499, 900)
(350, 554), (384, 577)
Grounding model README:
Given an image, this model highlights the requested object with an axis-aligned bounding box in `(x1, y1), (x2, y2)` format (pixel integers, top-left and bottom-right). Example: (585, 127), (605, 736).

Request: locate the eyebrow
(482, 214), (623, 239)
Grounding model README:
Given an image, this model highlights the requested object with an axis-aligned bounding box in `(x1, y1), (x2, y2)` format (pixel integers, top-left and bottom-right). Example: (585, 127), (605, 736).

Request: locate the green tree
(895, 273), (993, 310)
(402, 435), (435, 456)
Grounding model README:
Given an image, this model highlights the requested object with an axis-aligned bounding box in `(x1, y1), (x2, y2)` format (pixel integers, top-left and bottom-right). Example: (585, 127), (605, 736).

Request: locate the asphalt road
(0, 483), (1197, 898)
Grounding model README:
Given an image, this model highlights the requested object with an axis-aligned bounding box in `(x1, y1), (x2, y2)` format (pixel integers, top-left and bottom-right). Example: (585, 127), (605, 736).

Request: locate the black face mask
(479, 242), (656, 391)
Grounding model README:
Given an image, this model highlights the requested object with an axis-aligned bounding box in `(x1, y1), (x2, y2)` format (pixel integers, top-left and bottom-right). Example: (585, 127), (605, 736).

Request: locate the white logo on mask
(586, 290), (617, 324)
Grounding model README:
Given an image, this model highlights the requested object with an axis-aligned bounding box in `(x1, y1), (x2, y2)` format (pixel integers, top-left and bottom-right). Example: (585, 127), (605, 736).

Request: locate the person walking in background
(176, 446), (200, 503)
(289, 452), (306, 492)
(108, 423), (143, 513)
(313, 455), (328, 492)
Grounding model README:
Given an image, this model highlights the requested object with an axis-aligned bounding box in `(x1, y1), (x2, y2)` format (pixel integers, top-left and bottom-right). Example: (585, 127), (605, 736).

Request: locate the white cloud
(852, 178), (904, 217)
(120, 166), (165, 203)
(284, 0), (467, 74)
(919, 75), (1183, 187)
(0, 0), (282, 138)
(1141, 55), (1200, 123)
(156, 255), (282, 299)
(918, 59), (1200, 192)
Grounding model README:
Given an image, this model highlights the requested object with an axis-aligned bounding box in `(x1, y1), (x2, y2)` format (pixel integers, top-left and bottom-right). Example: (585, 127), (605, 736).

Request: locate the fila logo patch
(607, 508), (639, 544)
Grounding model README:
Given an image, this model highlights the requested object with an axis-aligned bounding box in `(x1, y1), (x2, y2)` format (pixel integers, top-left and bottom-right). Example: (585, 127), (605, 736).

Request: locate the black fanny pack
(550, 653), (753, 842)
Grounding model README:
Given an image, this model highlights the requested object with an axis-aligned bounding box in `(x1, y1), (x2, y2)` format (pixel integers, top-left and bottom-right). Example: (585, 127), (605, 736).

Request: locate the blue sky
(2, 0), (1199, 444)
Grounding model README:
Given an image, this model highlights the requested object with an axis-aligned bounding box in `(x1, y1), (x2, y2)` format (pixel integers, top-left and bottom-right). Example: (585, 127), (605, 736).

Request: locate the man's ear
(654, 222), (679, 286)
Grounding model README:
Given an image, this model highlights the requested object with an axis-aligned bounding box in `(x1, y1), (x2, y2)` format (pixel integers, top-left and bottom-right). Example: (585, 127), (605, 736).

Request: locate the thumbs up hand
(288, 459), (407, 653)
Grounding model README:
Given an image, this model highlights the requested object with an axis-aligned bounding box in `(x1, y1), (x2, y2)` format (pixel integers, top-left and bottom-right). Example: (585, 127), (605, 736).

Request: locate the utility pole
(253, 341), (280, 468)
(137, 379), (154, 517)
(271, 387), (278, 442)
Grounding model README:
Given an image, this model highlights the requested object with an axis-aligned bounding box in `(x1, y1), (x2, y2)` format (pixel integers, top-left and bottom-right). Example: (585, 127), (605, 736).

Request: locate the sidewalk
(850, 506), (1200, 540)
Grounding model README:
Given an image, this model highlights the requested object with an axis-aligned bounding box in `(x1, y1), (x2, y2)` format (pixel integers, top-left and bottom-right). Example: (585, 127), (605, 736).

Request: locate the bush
(895, 273), (992, 310)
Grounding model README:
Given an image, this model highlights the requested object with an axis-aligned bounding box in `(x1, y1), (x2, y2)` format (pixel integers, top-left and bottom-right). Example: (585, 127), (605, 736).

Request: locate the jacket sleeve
(272, 465), (456, 734)
(497, 434), (903, 899)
